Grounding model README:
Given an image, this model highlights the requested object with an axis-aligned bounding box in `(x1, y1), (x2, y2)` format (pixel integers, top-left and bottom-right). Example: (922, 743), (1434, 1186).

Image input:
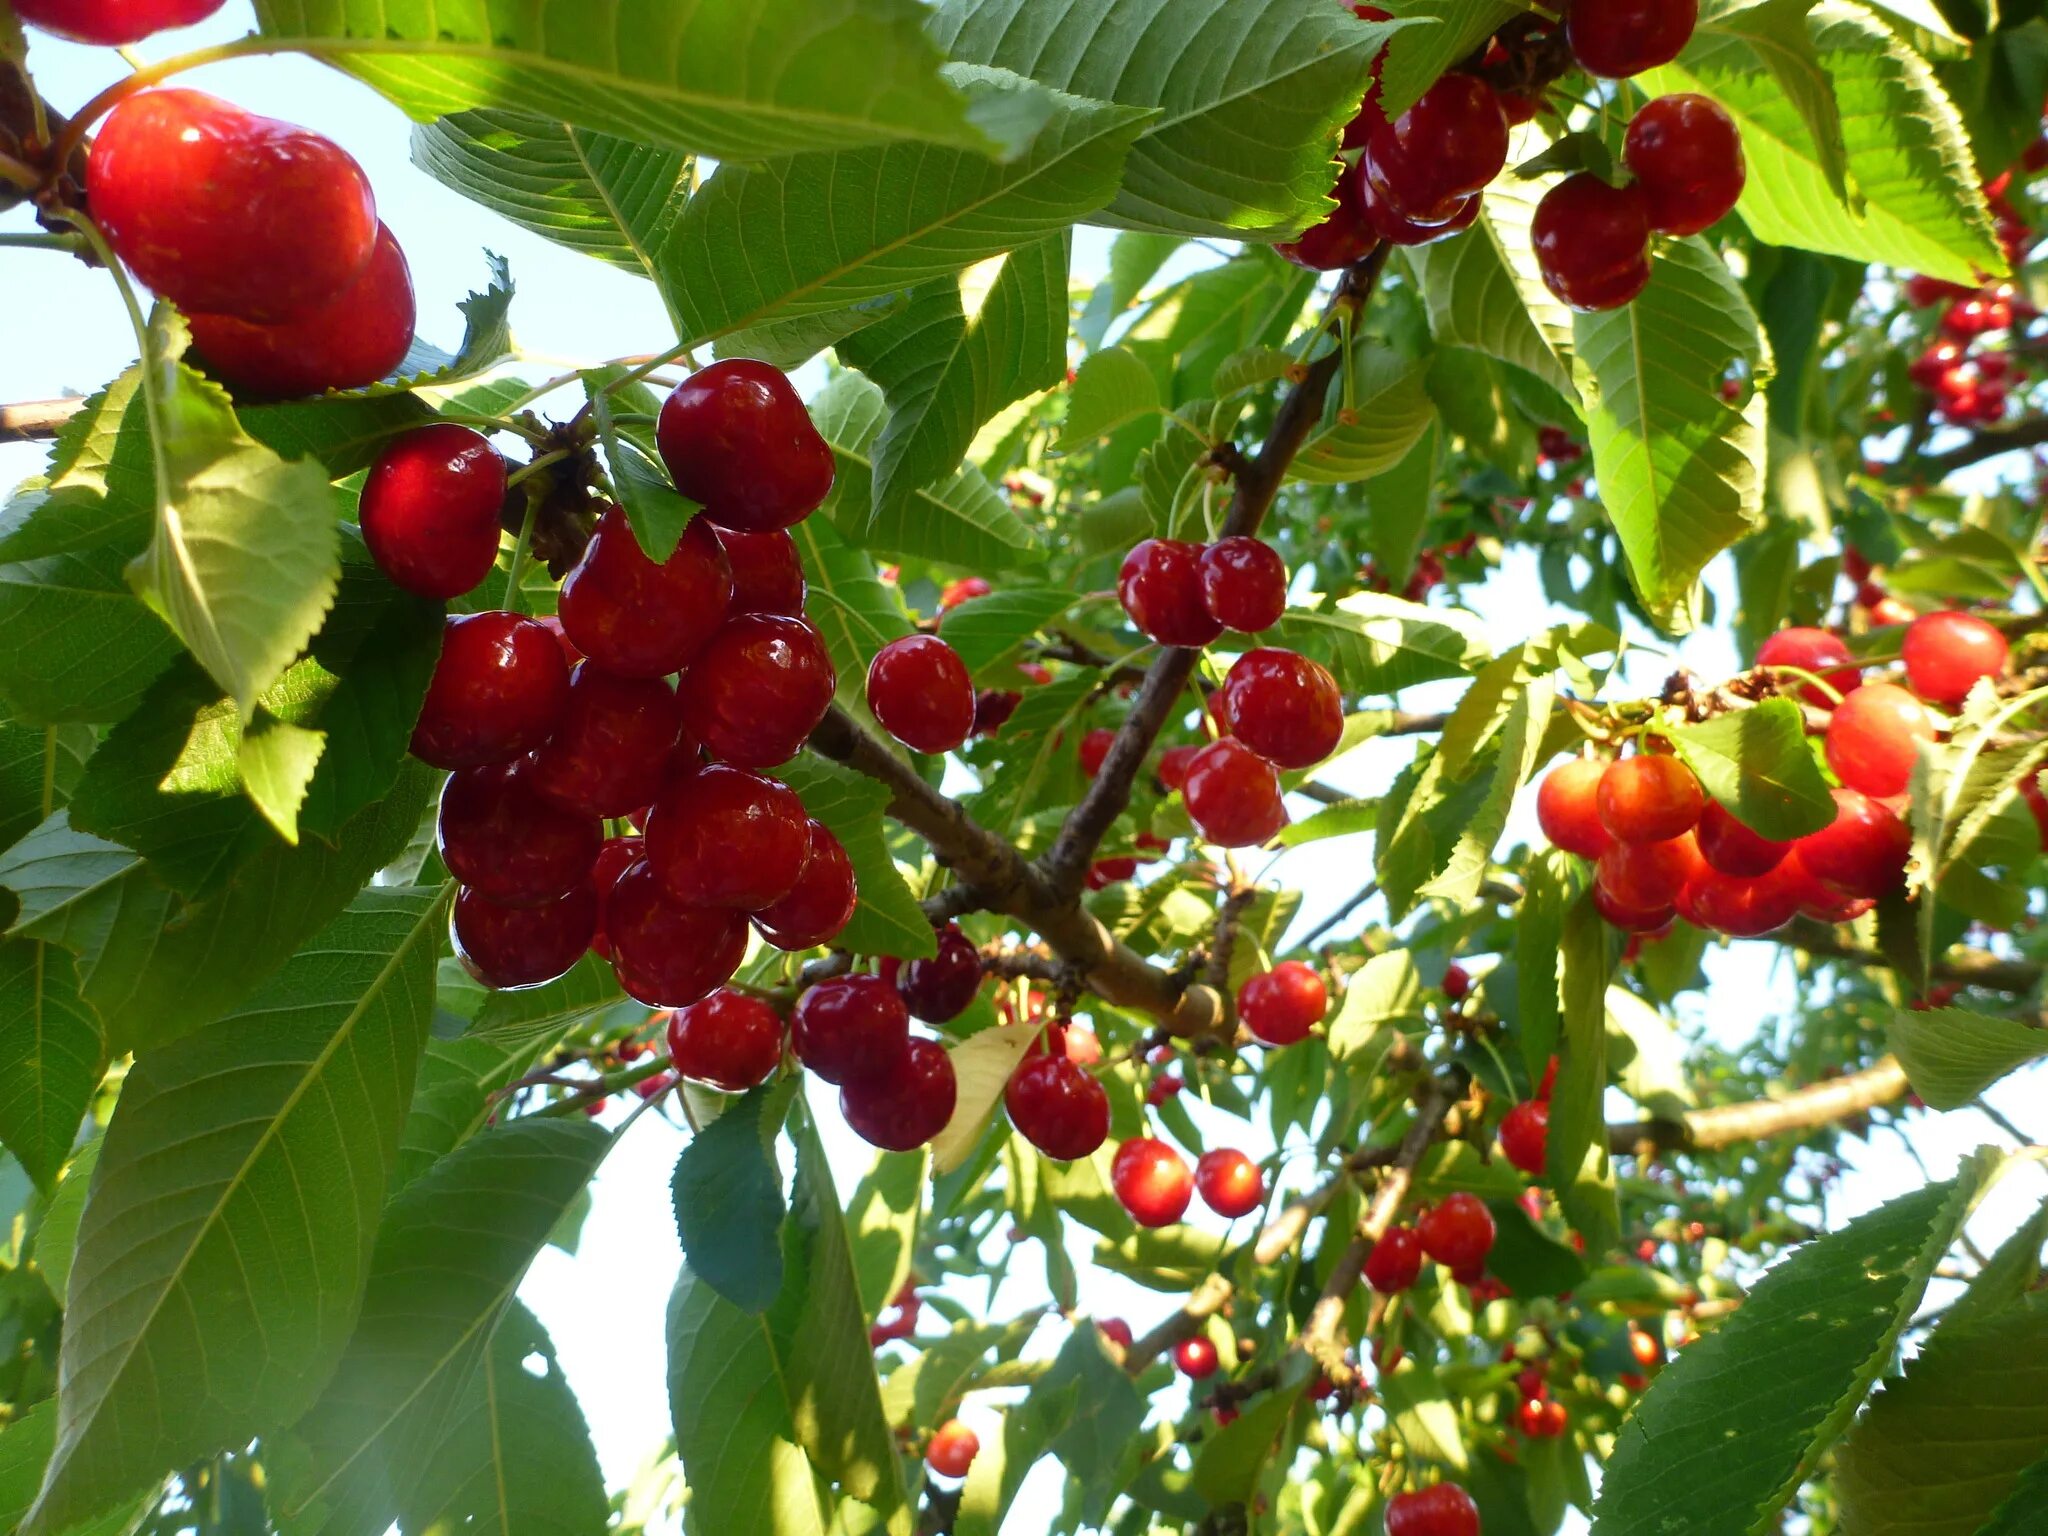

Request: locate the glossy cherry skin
(645, 764), (810, 910)
(866, 635), (975, 755)
(1385, 1483), (1481, 1536)
(1624, 94), (1746, 236)
(896, 923), (982, 1022)
(526, 664), (682, 818)
(752, 821), (859, 951)
(1418, 1192), (1497, 1270)
(1679, 863), (1802, 937)
(1238, 961), (1327, 1047)
(189, 222), (414, 396)
(841, 1035), (957, 1152)
(792, 975), (913, 1089)
(1364, 1225), (1425, 1293)
(15, 0), (225, 43)
(1795, 787), (1911, 900)
(679, 614), (836, 768)
(926, 1421), (979, 1480)
(1537, 758), (1613, 858)
(558, 507), (733, 680)
(657, 360), (835, 532)
(666, 989), (785, 1092)
(1825, 682), (1936, 798)
(1183, 738), (1288, 848)
(438, 762), (602, 908)
(1757, 626), (1861, 707)
(1597, 831), (1707, 911)
(452, 882), (597, 991)
(1903, 611), (2009, 706)
(1071, 728), (1113, 779)
(1221, 648), (1343, 770)
(1005, 1054), (1110, 1161)
(1592, 879), (1676, 934)
(359, 424), (506, 599)
(1360, 168), (1482, 247)
(410, 611), (571, 770)
(586, 834), (645, 959)
(1364, 73), (1509, 224)
(605, 860), (750, 1007)
(1174, 1337), (1220, 1379)
(1340, 5), (1395, 148)
(1195, 1148), (1265, 1218)
(1567, 0), (1698, 78)
(90, 89), (377, 322)
(1532, 174), (1652, 312)
(1598, 755), (1704, 844)
(1111, 1137), (1194, 1228)
(1277, 166), (1379, 271)
(714, 526), (807, 616)
(1120, 540), (1225, 648)
(1499, 1100), (1549, 1176)
(1200, 537), (1288, 631)
(1695, 799), (1790, 877)
(1157, 744), (1201, 793)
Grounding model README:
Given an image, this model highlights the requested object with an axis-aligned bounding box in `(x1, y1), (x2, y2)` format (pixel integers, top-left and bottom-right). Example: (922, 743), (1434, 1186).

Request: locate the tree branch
(0, 396), (84, 444)
(1608, 1057), (1911, 1154)
(1918, 417), (2048, 478)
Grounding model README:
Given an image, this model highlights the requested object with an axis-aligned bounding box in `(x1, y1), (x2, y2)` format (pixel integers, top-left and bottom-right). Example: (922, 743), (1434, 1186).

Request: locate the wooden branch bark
(1609, 1057), (1911, 1154)
(0, 397), (84, 444)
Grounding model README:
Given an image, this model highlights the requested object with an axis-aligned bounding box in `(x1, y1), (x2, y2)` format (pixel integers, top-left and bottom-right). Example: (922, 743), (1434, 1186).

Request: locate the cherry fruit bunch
(1904, 168), (2042, 427)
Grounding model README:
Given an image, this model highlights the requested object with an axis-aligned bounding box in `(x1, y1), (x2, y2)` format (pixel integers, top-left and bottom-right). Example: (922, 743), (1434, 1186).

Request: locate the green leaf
(1591, 1161), (1993, 1536)
(589, 386), (700, 564)
(1420, 680), (1552, 907)
(237, 391), (435, 480)
(386, 253), (519, 391)
(1548, 896), (1620, 1260)
(1887, 1006), (2048, 1111)
(1327, 951), (1423, 1064)
(1665, 698), (1835, 840)
(31, 1132), (100, 1304)
(672, 1082), (791, 1314)
(1572, 239), (1768, 633)
(846, 1148), (926, 1321)
(0, 1401), (148, 1536)
(1977, 1452), (2048, 1536)
(1276, 593), (1491, 696)
(0, 939), (102, 1194)
(467, 953), (628, 1049)
(1376, 1), (1520, 118)
(939, 587), (1073, 685)
(1192, 1379), (1308, 1508)
(1484, 1198), (1592, 1302)
(1057, 346), (1161, 448)
(775, 753), (937, 961)
(395, 1034), (553, 1192)
(1515, 850), (1576, 1080)
(252, 0), (993, 163)
(26, 886), (449, 1536)
(955, 1383), (1083, 1536)
(1289, 358), (1435, 485)
(1076, 232), (1183, 349)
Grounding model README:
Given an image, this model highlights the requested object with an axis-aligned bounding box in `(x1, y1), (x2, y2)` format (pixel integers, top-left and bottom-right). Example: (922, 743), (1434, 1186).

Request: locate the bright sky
(3, 10), (2043, 1534)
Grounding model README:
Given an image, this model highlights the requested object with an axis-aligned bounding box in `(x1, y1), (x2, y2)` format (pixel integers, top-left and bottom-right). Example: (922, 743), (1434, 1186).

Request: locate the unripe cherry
(666, 988), (786, 1092)
(867, 635), (975, 754)
(1902, 610), (2009, 707)
(1183, 738), (1288, 847)
(1220, 648), (1343, 770)
(1195, 1148), (1265, 1218)
(359, 425), (506, 599)
(656, 359), (835, 532)
(840, 1036), (956, 1152)
(1237, 961), (1326, 1046)
(1824, 682), (1936, 798)
(1111, 1137), (1194, 1228)
(751, 821), (859, 952)
(1005, 1054), (1111, 1161)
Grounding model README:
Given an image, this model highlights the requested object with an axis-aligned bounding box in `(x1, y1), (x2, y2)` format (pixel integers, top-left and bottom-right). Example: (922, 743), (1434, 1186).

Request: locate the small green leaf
(1192, 1378), (1308, 1507)
(671, 1082), (791, 1314)
(1327, 951), (1422, 1063)
(1888, 1006), (2048, 1111)
(939, 587), (1073, 684)
(236, 707), (325, 844)
(589, 386), (699, 563)
(1548, 896), (1619, 1258)
(1376, 0), (1519, 118)
(1485, 1198), (1592, 1301)
(0, 939), (102, 1193)
(1289, 358), (1435, 485)
(1057, 346), (1161, 448)
(1277, 593), (1492, 697)
(846, 1147), (927, 1321)
(1666, 698), (1835, 840)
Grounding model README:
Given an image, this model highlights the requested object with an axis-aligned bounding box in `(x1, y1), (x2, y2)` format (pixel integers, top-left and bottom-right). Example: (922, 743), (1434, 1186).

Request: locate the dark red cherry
(1339, 4), (1395, 148)
(1499, 1100), (1549, 1176)
(1237, 961), (1326, 1046)
(1220, 648), (1343, 769)
(666, 989), (785, 1092)
(438, 762), (602, 908)
(586, 834), (645, 959)
(1363, 73), (1509, 224)
(1533, 174), (1652, 312)
(1569, 0), (1698, 78)
(1079, 727), (1116, 778)
(644, 764), (811, 910)
(679, 614), (836, 767)
(526, 664), (683, 818)
(751, 820), (859, 951)
(1417, 1192), (1496, 1270)
(90, 88), (377, 322)
(896, 923), (982, 1022)
(1385, 1484), (1480, 1536)
(1794, 787), (1911, 900)
(605, 860), (749, 1007)
(15, 0), (226, 43)
(1120, 540), (1226, 648)
(1358, 165), (1482, 246)
(714, 526), (807, 616)
(656, 359), (836, 532)
(1174, 1337), (1219, 1379)
(557, 507), (733, 680)
(1184, 738), (1287, 847)
(1111, 1137), (1194, 1227)
(972, 689), (1022, 737)
(1695, 800), (1790, 878)
(1195, 1148), (1265, 1218)
(1364, 1225), (1424, 1293)
(451, 881), (598, 991)
(866, 635), (975, 754)
(358, 424), (507, 600)
(1624, 94), (1746, 236)
(1005, 1054), (1110, 1160)
(411, 612), (571, 770)
(188, 222), (414, 396)
(1276, 166), (1379, 271)
(841, 1036), (957, 1152)
(792, 974), (913, 1088)
(1200, 537), (1287, 631)
(1903, 610), (2009, 706)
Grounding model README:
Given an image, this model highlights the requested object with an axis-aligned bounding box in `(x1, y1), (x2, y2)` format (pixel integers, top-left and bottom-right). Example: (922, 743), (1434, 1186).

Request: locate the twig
(0, 397), (86, 443)
(1609, 1057), (1911, 1154)
(1918, 417), (2048, 478)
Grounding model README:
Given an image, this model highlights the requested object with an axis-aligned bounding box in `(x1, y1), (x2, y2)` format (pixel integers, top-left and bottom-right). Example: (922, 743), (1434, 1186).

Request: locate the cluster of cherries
(1904, 172), (2038, 426)
(1538, 607), (2015, 939)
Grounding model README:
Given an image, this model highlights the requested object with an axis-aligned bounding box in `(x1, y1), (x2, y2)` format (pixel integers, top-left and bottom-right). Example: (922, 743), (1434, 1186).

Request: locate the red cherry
(410, 612), (570, 770)
(840, 1035), (957, 1152)
(1220, 649), (1343, 770)
(645, 764), (811, 910)
(1183, 738), (1288, 847)
(1757, 626), (1861, 707)
(1629, 1326), (1664, 1369)
(1903, 611), (2009, 706)
(1364, 73), (1509, 224)
(897, 924), (982, 1022)
(1794, 787), (1911, 900)
(526, 664), (683, 818)
(605, 860), (749, 1006)
(1158, 743), (1201, 792)
(1340, 5), (1395, 148)
(1598, 755), (1704, 844)
(1359, 168), (1482, 246)
(751, 821), (859, 951)
(972, 689), (1022, 737)
(656, 360), (835, 533)
(925, 1420), (980, 1480)
(1679, 862), (1802, 937)
(1593, 879), (1677, 934)
(714, 527), (807, 616)
(1065, 1027), (1103, 1066)
(1500, 1100), (1549, 1176)
(1695, 799), (1790, 877)
(558, 508), (733, 680)
(1442, 962), (1472, 1002)
(1363, 1225), (1424, 1293)
(1537, 758), (1613, 858)
(1567, 0), (1698, 77)
(1825, 682), (1936, 798)
(452, 882), (597, 991)
(1532, 174), (1652, 311)
(1146, 1075), (1184, 1107)
(939, 576), (993, 611)
(188, 222), (414, 396)
(2022, 774), (2048, 852)
(666, 989), (786, 1090)
(359, 425), (506, 599)
(587, 834), (646, 959)
(1197, 538), (1287, 633)
(1869, 595), (1919, 628)
(1111, 1137), (1194, 1228)
(679, 614), (836, 767)
(1079, 727), (1117, 778)
(1120, 540), (1225, 647)
(1086, 857), (1138, 889)
(1623, 94), (1746, 236)
(1195, 1149), (1265, 1218)
(1173, 1337), (1220, 1380)
(15, 0), (225, 43)
(1238, 961), (1326, 1047)
(1005, 1054), (1111, 1161)
(1277, 166), (1379, 271)
(866, 635), (975, 755)
(1417, 1193), (1497, 1271)
(1597, 830), (1707, 911)
(438, 762), (601, 909)
(90, 89), (377, 322)
(1520, 1398), (1570, 1439)
(1097, 1318), (1134, 1350)
(792, 974), (912, 1088)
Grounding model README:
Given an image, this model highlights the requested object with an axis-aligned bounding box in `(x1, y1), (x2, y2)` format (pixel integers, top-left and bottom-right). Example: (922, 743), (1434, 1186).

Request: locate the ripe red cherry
(526, 665), (683, 818)
(926, 1420), (979, 1480)
(605, 860), (749, 1006)
(1597, 831), (1707, 911)
(679, 614), (836, 767)
(1183, 738), (1288, 847)
(1120, 540), (1225, 647)
(410, 612), (570, 770)
(897, 924), (982, 1022)
(438, 763), (601, 908)
(939, 577), (992, 611)
(865, 635), (975, 755)
(1499, 1100), (1549, 1176)
(645, 764), (810, 910)
(1757, 626), (1861, 707)
(666, 990), (786, 1093)
(1537, 758), (1613, 858)
(1679, 863), (1803, 937)
(1097, 1318), (1134, 1350)
(558, 508), (733, 680)
(841, 1035), (957, 1152)
(1078, 727), (1117, 779)
(1624, 94), (1747, 236)
(1087, 857), (1138, 889)
(1195, 1149), (1265, 1218)
(751, 820), (859, 951)
(359, 424), (506, 599)
(15, 0), (226, 43)
(1629, 1326), (1664, 1369)
(1360, 170), (1483, 247)
(1795, 787), (1912, 900)
(452, 882), (597, 991)
(189, 222), (414, 396)
(972, 689), (1021, 736)
(586, 834), (645, 959)
(1364, 73), (1509, 224)
(1277, 167), (1379, 271)
(1532, 174), (1652, 311)
(1340, 5), (1395, 148)
(1199, 537), (1288, 631)
(656, 360), (835, 532)
(1825, 682), (1937, 798)
(1695, 800), (1790, 877)
(1443, 962), (1472, 1002)
(90, 89), (377, 322)
(792, 974), (912, 1088)
(1363, 1226), (1425, 1293)
(1568, 0), (1698, 78)
(1006, 1054), (1111, 1161)
(1592, 879), (1676, 934)
(714, 527), (807, 616)
(1418, 1193), (1497, 1271)
(1221, 649), (1343, 770)
(1174, 1337), (1220, 1380)
(1111, 1137), (1194, 1228)
(1157, 744), (1201, 793)
(1238, 961), (1327, 1047)
(1903, 611), (2009, 706)
(1598, 755), (1704, 844)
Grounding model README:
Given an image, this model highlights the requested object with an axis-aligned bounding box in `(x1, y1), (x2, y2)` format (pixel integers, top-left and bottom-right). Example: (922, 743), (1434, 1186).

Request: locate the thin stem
(499, 489), (539, 616)
(505, 447), (571, 491)
(0, 231), (88, 253)
(567, 340), (697, 430)
(0, 147), (39, 191)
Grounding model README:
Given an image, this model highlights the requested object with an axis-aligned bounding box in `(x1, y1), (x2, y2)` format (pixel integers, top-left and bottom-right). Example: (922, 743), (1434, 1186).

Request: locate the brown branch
(1919, 416), (2048, 478)
(1608, 1057), (1912, 1155)
(0, 397), (84, 444)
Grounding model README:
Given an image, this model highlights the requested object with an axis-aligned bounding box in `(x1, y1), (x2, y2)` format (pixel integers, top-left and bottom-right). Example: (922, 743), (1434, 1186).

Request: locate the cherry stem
(0, 149), (41, 190)
(498, 485), (540, 616)
(0, 230), (88, 254)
